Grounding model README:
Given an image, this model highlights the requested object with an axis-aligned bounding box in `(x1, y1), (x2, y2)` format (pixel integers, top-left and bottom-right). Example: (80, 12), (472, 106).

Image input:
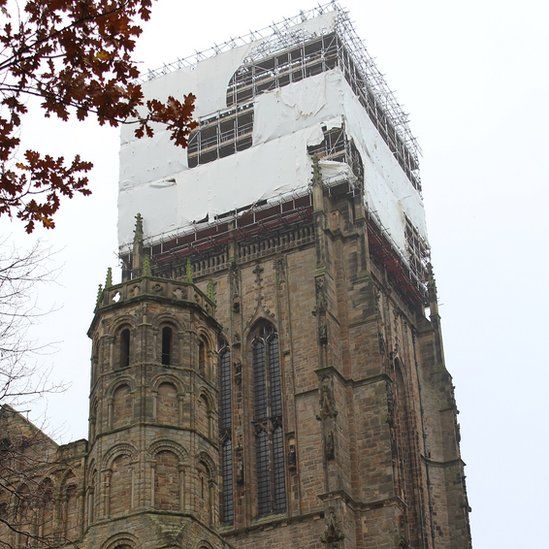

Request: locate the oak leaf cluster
(0, 0), (197, 232)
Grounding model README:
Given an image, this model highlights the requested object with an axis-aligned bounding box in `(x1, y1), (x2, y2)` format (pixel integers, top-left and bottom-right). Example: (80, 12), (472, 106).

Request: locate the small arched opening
(161, 326), (173, 365)
(120, 328), (130, 368)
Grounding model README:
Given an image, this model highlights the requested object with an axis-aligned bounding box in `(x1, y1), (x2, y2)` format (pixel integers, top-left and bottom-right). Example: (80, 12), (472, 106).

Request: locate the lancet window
(218, 342), (234, 524)
(161, 326), (173, 365)
(251, 322), (286, 516)
(120, 328), (130, 368)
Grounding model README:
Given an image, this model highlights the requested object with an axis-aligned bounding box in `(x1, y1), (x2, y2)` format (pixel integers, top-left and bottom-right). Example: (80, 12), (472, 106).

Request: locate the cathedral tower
(0, 4), (472, 548)
(114, 4), (471, 547)
(84, 219), (228, 549)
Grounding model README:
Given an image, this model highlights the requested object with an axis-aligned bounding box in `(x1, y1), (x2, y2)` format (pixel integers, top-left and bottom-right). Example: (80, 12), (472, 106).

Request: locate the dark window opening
(256, 429), (270, 517)
(198, 339), (207, 376)
(120, 328), (130, 368)
(251, 322), (287, 517)
(218, 344), (234, 524)
(221, 439), (234, 524)
(161, 327), (172, 365)
(0, 438), (11, 452)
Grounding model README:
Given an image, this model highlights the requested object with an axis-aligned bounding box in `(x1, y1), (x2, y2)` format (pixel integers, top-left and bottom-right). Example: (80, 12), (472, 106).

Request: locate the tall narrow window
(161, 327), (172, 365)
(198, 338), (207, 376)
(120, 328), (130, 368)
(251, 322), (286, 517)
(218, 344), (234, 524)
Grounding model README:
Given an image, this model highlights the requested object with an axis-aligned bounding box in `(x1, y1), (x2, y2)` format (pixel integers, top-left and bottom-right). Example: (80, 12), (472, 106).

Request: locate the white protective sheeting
(118, 125), (322, 244)
(119, 53), (427, 259)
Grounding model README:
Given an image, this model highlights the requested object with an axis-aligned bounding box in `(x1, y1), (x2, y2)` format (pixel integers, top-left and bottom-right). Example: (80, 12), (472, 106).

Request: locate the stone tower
(84, 220), (228, 549)
(0, 4), (472, 549)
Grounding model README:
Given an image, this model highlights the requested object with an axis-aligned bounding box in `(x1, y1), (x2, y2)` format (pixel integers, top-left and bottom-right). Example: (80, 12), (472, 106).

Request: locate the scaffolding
(145, 1), (421, 188)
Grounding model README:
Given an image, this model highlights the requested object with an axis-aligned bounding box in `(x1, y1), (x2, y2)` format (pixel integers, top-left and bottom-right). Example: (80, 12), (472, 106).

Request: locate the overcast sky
(2, 1), (548, 547)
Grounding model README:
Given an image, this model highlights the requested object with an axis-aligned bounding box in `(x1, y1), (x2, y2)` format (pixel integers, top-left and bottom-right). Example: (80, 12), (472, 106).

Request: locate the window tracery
(218, 343), (234, 524)
(251, 322), (286, 516)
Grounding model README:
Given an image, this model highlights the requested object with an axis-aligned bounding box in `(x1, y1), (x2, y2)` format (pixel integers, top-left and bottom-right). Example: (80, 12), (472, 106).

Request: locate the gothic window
(154, 450), (180, 511)
(251, 322), (286, 517)
(38, 478), (54, 540)
(112, 384), (132, 429)
(120, 328), (131, 368)
(87, 469), (97, 526)
(218, 343), (234, 524)
(395, 363), (418, 519)
(161, 326), (172, 365)
(14, 483), (31, 546)
(62, 473), (79, 540)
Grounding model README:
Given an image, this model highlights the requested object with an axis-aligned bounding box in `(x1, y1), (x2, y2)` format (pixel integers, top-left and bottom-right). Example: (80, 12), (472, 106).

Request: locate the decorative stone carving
(378, 331), (386, 356)
(317, 377), (337, 421)
(234, 361), (242, 386)
(230, 260), (240, 313)
(235, 444), (244, 486)
(173, 287), (186, 300)
(386, 382), (395, 426)
(274, 256), (287, 287)
(324, 429), (335, 460)
(317, 376), (337, 462)
(319, 322), (328, 345)
(320, 507), (345, 545)
(314, 275), (327, 314)
(288, 443), (297, 471)
(252, 262), (264, 287)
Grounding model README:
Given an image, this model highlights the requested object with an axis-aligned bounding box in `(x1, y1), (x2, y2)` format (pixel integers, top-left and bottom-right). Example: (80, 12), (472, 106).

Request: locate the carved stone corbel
(320, 506), (345, 546)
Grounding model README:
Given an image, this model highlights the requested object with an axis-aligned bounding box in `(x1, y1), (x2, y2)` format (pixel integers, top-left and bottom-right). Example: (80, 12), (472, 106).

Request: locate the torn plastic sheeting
(118, 127), (319, 246)
(248, 68), (427, 252)
(118, 68), (427, 258)
(319, 160), (355, 187)
(252, 70), (342, 146)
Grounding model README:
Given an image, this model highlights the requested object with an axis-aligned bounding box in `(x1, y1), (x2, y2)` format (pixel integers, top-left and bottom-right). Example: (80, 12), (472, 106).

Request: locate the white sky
(2, 1), (548, 547)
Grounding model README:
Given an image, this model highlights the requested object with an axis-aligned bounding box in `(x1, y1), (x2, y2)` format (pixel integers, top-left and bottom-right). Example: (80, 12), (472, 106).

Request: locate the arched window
(161, 327), (172, 365)
(112, 384), (132, 429)
(394, 361), (420, 536)
(251, 322), (286, 516)
(14, 483), (31, 546)
(110, 454), (132, 517)
(154, 450), (180, 510)
(120, 328), (130, 368)
(62, 473), (79, 541)
(157, 382), (178, 424)
(38, 478), (55, 540)
(218, 343), (233, 524)
(197, 460), (214, 526)
(198, 337), (207, 376)
(87, 469), (97, 526)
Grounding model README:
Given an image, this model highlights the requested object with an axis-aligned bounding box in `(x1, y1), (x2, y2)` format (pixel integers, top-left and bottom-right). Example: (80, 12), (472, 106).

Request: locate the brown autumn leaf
(0, 0), (195, 232)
